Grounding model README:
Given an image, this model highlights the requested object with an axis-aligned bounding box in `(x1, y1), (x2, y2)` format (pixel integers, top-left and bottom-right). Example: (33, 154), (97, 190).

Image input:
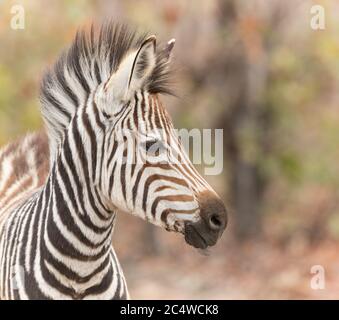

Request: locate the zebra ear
(163, 39), (175, 61)
(104, 35), (157, 101)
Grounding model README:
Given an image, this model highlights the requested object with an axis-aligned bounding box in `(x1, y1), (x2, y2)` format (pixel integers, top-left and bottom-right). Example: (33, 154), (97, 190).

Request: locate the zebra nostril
(196, 190), (228, 233)
(208, 214), (224, 231)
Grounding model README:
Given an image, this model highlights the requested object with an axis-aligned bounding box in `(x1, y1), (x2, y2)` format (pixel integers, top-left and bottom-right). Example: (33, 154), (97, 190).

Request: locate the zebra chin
(184, 221), (224, 249)
(183, 191), (228, 249)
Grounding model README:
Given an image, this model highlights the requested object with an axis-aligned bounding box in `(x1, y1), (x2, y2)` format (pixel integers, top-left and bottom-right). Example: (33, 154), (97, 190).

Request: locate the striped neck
(37, 110), (118, 297)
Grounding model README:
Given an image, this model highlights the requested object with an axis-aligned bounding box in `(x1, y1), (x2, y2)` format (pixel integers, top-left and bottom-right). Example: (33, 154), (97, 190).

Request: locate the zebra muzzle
(184, 192), (227, 249)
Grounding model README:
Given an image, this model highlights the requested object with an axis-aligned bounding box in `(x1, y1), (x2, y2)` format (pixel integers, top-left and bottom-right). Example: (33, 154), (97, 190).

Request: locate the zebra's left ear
(104, 35), (157, 101)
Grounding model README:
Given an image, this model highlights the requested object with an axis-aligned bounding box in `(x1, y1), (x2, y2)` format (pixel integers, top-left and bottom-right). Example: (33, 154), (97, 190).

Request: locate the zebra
(0, 132), (49, 227)
(0, 22), (227, 300)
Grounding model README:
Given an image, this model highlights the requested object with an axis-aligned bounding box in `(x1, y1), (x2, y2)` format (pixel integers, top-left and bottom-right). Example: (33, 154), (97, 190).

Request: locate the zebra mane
(40, 22), (173, 163)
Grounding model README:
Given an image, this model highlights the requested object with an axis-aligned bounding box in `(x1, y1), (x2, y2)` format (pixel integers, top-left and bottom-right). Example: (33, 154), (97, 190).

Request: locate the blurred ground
(115, 215), (339, 299)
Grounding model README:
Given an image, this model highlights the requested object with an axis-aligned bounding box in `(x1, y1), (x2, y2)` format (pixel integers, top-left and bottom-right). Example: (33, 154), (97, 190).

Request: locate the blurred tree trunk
(220, 42), (265, 241)
(222, 52), (267, 240)
(214, 0), (288, 241)
(216, 0), (273, 240)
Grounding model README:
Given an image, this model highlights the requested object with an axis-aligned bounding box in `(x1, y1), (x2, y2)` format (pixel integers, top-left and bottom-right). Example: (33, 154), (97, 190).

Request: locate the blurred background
(1, 0), (339, 299)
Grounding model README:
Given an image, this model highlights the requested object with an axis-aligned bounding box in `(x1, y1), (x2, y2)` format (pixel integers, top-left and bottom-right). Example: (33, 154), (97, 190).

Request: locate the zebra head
(41, 24), (227, 249)
(94, 33), (227, 250)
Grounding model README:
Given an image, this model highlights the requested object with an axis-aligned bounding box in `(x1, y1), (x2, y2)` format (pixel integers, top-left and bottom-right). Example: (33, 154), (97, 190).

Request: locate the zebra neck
(35, 147), (117, 295)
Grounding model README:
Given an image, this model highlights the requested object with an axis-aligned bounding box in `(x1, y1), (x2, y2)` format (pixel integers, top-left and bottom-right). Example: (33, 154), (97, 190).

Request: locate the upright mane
(40, 22), (173, 164)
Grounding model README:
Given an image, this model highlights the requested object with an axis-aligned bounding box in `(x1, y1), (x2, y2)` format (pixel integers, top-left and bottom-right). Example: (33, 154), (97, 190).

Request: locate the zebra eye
(142, 139), (166, 155)
(144, 140), (157, 152)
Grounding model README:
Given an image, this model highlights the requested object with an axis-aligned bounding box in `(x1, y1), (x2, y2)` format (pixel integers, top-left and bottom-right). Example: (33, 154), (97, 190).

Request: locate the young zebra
(0, 22), (227, 300)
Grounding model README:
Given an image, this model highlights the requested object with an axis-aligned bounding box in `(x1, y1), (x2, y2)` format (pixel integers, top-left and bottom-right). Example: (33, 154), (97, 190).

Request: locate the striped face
(93, 36), (227, 249)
